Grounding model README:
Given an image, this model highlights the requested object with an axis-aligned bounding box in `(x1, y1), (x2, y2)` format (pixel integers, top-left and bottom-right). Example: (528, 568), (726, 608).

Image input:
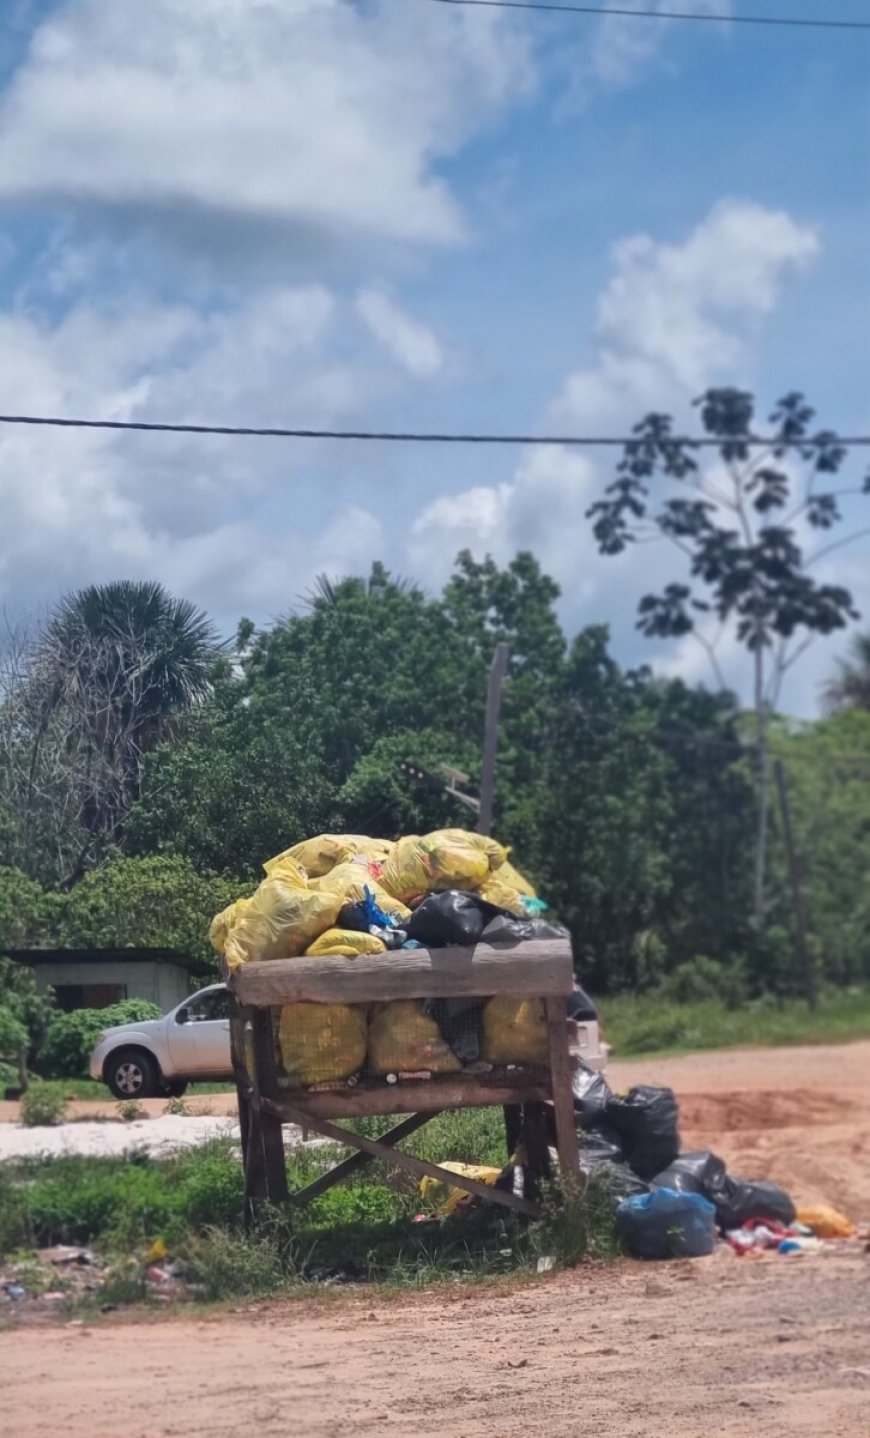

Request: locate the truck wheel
(105, 1048), (160, 1100)
(164, 1079), (189, 1098)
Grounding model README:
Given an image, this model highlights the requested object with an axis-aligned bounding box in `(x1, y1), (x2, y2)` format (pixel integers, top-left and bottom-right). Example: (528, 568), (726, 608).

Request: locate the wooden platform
(227, 939), (580, 1222)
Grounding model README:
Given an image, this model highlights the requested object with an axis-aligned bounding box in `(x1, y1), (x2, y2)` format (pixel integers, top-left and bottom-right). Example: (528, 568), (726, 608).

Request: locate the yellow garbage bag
(223, 875), (341, 969)
(208, 897), (251, 956)
(257, 854), (310, 889)
(367, 1001), (462, 1075)
(419, 1162), (502, 1215)
(380, 829), (504, 904)
(305, 928), (387, 958)
(265, 834), (393, 880)
(310, 862), (412, 922)
(796, 1205), (856, 1239)
(476, 876), (527, 917)
(498, 859), (537, 897)
(279, 1002), (367, 1087)
(482, 995), (549, 1066)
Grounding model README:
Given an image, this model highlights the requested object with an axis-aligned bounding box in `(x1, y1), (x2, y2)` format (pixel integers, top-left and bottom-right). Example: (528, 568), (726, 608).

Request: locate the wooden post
(545, 996), (580, 1182)
(774, 760), (818, 1013)
(249, 1007), (289, 1212)
(478, 641), (510, 839)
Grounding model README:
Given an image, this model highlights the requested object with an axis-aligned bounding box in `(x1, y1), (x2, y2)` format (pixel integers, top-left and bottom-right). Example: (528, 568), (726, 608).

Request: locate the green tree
(587, 388), (868, 927)
(57, 855), (249, 973)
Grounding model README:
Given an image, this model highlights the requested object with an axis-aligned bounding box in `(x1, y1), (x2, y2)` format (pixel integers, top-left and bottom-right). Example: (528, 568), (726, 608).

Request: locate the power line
(423, 0), (870, 31)
(2, 412), (870, 448)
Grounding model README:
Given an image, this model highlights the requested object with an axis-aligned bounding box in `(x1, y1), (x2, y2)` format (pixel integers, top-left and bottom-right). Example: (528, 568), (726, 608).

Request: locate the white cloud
(0, 282), (408, 623)
(591, 0), (732, 88)
(356, 290), (445, 378)
(407, 198), (826, 705)
(0, 0), (532, 251)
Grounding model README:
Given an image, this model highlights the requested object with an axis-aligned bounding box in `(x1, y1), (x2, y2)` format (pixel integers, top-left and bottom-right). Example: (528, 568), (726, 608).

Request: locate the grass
(0, 1110), (620, 1302)
(15, 1077), (235, 1102)
(605, 986), (870, 1059)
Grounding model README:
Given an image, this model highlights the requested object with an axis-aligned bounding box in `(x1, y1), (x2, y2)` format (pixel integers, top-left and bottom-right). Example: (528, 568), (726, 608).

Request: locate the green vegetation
(38, 1000), (162, 1078)
(19, 1081), (70, 1128)
(606, 987), (870, 1058)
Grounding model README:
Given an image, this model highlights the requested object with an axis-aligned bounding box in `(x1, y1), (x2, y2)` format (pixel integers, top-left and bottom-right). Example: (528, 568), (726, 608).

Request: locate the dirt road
(2, 1041), (869, 1437)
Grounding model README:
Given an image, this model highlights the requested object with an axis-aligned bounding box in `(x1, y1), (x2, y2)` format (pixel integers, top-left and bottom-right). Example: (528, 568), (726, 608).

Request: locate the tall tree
(587, 388), (868, 927)
(1, 581), (221, 881)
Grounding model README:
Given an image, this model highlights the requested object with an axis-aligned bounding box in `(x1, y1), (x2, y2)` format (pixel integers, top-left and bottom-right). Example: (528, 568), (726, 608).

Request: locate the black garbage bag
(579, 1124), (625, 1165)
(423, 997), (484, 1064)
(605, 1086), (681, 1181)
(652, 1151), (727, 1198)
(714, 1177), (796, 1231)
(480, 915), (570, 946)
(406, 891), (502, 947)
(572, 1061), (613, 1129)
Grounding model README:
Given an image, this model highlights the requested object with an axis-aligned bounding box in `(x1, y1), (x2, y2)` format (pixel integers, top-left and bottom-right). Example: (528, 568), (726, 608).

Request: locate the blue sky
(0, 0), (868, 714)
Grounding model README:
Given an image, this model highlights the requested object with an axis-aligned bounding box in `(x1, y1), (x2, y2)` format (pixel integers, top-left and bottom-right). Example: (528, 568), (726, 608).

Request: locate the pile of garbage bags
(570, 1062), (823, 1259)
(209, 829), (567, 1088)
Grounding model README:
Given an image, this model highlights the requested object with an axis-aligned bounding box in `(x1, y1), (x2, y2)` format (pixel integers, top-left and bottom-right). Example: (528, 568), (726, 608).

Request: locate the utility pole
(477, 642), (510, 838)
(773, 759), (818, 1013)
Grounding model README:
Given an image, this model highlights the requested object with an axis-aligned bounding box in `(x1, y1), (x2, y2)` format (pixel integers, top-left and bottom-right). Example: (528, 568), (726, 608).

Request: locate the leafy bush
(19, 1081), (69, 1127)
(186, 1223), (296, 1301)
(116, 1099), (145, 1122)
(658, 955), (747, 1009)
(38, 999), (161, 1078)
(0, 955), (56, 1061)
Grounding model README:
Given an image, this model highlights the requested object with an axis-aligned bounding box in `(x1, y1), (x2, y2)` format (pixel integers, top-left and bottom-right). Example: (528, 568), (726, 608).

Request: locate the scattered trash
(5, 1284), (26, 1301)
(536, 1255), (556, 1274)
(617, 1188), (717, 1261)
(419, 1162), (502, 1215)
(145, 1238), (168, 1264)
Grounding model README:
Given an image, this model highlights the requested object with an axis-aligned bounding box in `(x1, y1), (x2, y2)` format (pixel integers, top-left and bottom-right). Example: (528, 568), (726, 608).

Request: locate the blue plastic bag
(617, 1187), (716, 1261)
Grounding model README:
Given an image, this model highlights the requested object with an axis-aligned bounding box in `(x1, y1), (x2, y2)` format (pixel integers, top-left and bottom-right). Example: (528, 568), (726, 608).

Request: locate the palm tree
(822, 631), (870, 713)
(27, 581), (221, 866)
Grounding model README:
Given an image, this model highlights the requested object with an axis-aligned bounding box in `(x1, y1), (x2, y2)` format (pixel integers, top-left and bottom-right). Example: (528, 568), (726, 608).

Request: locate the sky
(0, 0), (868, 715)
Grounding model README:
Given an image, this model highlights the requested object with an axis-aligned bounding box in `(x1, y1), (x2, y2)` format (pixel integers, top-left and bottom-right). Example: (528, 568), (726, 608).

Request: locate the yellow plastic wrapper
(498, 858), (537, 897)
(476, 876), (527, 917)
(419, 1163), (502, 1215)
(796, 1205), (856, 1239)
(208, 897), (251, 956)
(279, 1002), (367, 1087)
(380, 829), (505, 904)
(482, 995), (549, 1066)
(223, 875), (342, 969)
(367, 1001), (462, 1075)
(264, 834), (393, 879)
(305, 928), (387, 958)
(310, 862), (412, 922)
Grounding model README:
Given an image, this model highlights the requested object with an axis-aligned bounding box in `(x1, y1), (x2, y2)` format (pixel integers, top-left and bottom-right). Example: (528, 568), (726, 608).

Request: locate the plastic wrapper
(481, 915), (569, 947)
(419, 1163), (502, 1215)
(367, 1001), (462, 1075)
(796, 1205), (856, 1240)
(572, 1062), (613, 1129)
(617, 1188), (717, 1261)
(223, 875), (341, 969)
(481, 995), (548, 1066)
(265, 835), (393, 879)
(305, 928), (387, 958)
(311, 862), (411, 923)
(278, 1002), (367, 1087)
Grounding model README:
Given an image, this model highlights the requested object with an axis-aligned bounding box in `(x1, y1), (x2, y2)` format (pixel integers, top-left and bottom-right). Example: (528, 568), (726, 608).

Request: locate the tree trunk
(752, 647), (771, 930)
